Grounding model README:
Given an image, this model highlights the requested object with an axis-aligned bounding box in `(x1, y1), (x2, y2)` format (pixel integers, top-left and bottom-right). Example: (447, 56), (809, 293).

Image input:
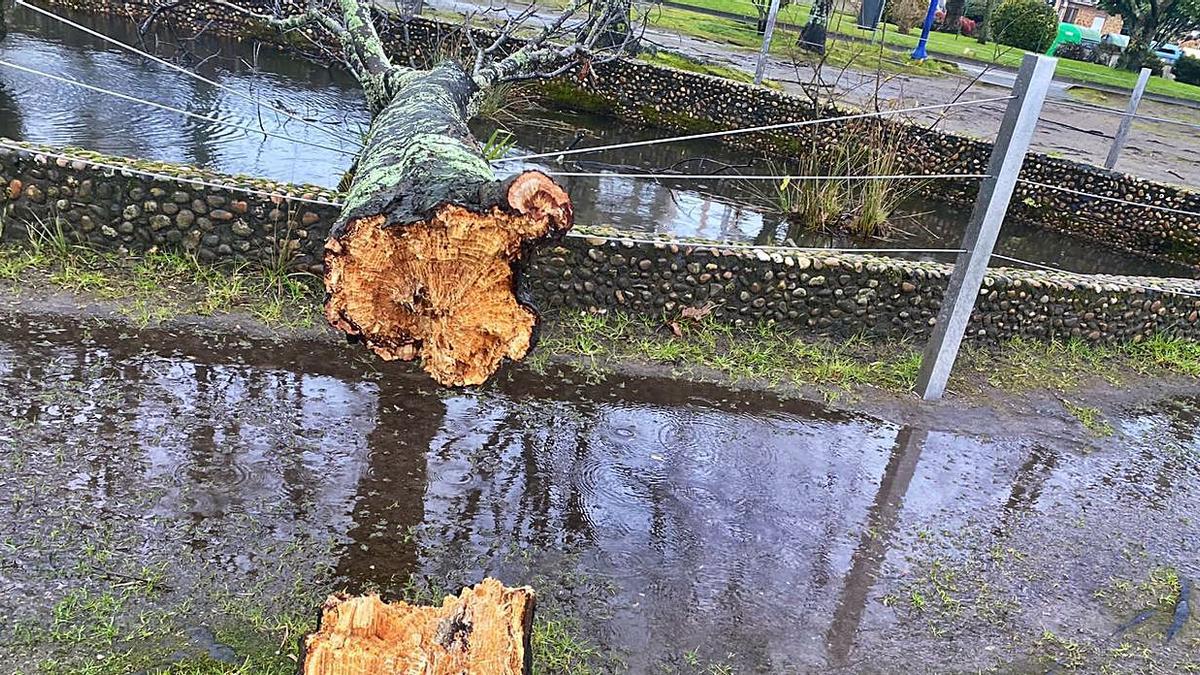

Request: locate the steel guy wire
(1016, 179), (1200, 219)
(0, 140), (979, 256)
(0, 59), (360, 158)
(558, 230), (966, 254)
(491, 94), (1018, 164)
(15, 0), (364, 149)
(991, 253), (1200, 299)
(1047, 99), (1200, 131)
(544, 171), (990, 181)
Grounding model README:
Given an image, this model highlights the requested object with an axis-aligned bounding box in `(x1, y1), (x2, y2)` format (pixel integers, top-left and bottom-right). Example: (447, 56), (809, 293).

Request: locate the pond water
(1, 314), (1198, 671)
(0, 6), (1190, 278)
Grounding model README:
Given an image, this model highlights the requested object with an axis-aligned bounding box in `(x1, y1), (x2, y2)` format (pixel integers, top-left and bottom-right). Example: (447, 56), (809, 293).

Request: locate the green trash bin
(1047, 23), (1083, 56)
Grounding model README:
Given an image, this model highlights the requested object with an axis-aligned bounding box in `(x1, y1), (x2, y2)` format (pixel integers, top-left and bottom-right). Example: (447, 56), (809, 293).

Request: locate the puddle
(0, 313), (1197, 670)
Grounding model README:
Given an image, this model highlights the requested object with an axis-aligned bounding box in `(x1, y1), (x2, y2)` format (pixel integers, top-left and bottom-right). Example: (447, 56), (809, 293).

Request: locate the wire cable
(544, 171), (990, 181)
(1017, 179), (1200, 219)
(0, 139), (344, 207)
(491, 95), (1018, 164)
(15, 0), (363, 149)
(0, 141), (979, 257)
(991, 253), (1200, 299)
(0, 59), (359, 158)
(560, 230), (966, 254)
(1048, 99), (1200, 131)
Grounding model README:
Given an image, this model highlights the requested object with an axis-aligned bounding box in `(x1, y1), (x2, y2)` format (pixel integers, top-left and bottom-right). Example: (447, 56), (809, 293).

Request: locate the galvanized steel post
(915, 53), (1057, 401)
(1104, 67), (1151, 170)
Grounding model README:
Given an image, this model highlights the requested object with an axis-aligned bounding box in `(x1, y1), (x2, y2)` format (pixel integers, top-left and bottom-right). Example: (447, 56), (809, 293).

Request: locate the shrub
(960, 16), (977, 35)
(964, 0), (991, 21)
(883, 0), (929, 34)
(1174, 54), (1200, 86)
(1119, 48), (1165, 75)
(992, 0), (1057, 53)
(1055, 41), (1097, 62)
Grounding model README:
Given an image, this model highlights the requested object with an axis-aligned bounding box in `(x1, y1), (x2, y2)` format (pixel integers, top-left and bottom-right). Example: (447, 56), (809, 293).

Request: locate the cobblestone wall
(3, 142), (1198, 344)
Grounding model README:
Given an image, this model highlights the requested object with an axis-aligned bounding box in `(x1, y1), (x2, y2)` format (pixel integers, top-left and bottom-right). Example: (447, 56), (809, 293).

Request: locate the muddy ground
(0, 275), (1197, 673)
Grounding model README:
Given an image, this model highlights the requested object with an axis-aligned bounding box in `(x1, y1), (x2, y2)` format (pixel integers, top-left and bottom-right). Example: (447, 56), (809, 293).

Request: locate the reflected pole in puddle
(824, 425), (928, 667)
(334, 383), (444, 591)
(995, 444), (1058, 532)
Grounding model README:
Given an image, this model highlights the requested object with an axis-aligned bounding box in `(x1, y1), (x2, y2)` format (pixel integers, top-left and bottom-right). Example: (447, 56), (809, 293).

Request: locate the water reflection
(2, 315), (1200, 669)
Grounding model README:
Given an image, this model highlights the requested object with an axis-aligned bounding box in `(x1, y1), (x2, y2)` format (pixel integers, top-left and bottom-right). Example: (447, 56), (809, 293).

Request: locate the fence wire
(14, 0), (364, 149)
(0, 140), (345, 207)
(0, 59), (360, 158)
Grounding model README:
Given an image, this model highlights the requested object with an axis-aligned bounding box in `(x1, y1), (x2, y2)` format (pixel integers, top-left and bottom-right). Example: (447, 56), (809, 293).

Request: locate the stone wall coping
(7, 138), (1199, 303)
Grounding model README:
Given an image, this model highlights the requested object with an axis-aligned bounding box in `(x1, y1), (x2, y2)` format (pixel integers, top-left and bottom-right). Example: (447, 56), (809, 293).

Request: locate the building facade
(1054, 0), (1124, 34)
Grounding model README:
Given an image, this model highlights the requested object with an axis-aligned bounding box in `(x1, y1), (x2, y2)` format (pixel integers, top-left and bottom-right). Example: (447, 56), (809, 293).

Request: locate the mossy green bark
(333, 61), (499, 236)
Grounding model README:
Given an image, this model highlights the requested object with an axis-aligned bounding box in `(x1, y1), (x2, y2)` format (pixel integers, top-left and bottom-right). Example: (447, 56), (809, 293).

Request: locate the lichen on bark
(239, 0), (594, 385)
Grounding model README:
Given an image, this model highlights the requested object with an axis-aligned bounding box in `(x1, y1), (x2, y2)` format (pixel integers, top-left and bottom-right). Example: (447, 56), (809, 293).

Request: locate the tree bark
(976, 0), (997, 43)
(302, 579), (536, 674)
(799, 0), (834, 53)
(210, 0), (602, 385)
(323, 61), (572, 387)
(942, 0), (965, 32)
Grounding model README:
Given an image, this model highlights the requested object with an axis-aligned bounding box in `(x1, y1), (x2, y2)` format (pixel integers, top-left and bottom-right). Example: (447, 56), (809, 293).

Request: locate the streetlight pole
(911, 0), (939, 60)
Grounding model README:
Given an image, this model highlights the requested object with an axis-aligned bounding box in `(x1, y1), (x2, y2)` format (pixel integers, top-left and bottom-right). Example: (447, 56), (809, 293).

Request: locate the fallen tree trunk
(302, 579), (536, 674)
(196, 0), (636, 385)
(324, 63), (572, 387)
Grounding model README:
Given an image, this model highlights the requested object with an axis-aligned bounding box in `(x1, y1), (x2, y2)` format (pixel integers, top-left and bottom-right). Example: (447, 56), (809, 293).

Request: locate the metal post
(915, 53), (1056, 401)
(911, 0), (938, 60)
(1104, 67), (1151, 170)
(754, 0), (782, 85)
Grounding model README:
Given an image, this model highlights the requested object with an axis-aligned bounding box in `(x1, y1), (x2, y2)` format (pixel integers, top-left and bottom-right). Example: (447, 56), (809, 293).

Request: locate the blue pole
(911, 0), (939, 60)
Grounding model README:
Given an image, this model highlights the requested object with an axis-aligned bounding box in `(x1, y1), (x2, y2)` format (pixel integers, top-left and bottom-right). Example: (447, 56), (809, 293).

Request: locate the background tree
(991, 0), (1058, 52)
(942, 0), (966, 32)
(1099, 0), (1200, 69)
(882, 0), (929, 34)
(751, 0), (791, 34)
(800, 0), (834, 51)
(975, 0), (998, 42)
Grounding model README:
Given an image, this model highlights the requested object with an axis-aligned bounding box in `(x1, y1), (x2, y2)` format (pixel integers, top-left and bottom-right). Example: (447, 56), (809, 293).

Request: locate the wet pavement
(0, 311), (1197, 672)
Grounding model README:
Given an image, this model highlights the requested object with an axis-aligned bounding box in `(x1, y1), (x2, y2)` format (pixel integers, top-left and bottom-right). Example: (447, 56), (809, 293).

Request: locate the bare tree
(169, 0), (640, 386)
(799, 0), (834, 53)
(751, 0), (791, 34)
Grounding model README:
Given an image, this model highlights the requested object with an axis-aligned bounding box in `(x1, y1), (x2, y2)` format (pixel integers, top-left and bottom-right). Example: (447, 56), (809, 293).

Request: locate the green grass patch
(647, 4), (956, 77)
(536, 310), (1200, 401)
(1066, 85), (1122, 106)
(1063, 400), (1115, 437)
(535, 80), (615, 115)
(0, 231), (321, 330)
(535, 309), (922, 400)
(644, 0), (1200, 101)
(639, 49), (782, 88)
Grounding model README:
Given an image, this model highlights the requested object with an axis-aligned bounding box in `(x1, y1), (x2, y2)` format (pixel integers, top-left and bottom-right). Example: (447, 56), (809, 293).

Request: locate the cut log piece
(323, 62), (573, 387)
(302, 578), (536, 675)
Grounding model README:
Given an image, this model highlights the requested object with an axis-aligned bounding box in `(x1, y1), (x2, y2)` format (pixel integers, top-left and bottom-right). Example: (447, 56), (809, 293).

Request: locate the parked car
(1155, 43), (1183, 65)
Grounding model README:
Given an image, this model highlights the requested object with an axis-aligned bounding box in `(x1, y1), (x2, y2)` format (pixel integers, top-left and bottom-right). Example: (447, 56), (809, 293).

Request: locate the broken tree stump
(301, 578), (536, 674)
(324, 168), (572, 387)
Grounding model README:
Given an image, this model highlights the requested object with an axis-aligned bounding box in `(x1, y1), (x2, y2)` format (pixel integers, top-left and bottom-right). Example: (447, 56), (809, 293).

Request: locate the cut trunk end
(302, 579), (536, 674)
(324, 171), (572, 386)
